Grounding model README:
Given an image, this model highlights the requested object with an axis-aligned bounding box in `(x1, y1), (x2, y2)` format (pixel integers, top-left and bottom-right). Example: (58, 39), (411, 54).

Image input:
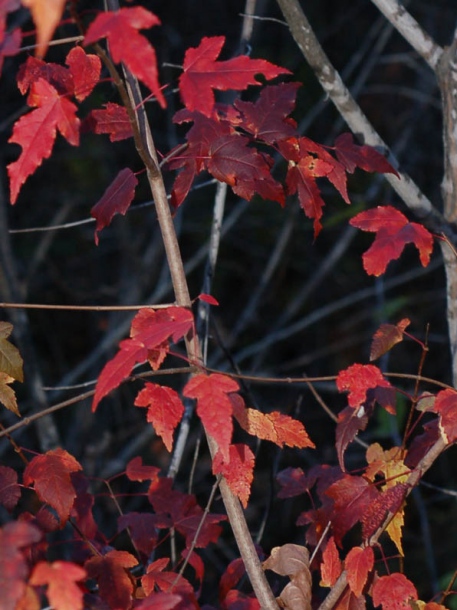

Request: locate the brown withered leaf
(263, 544), (311, 610)
(370, 318), (410, 361)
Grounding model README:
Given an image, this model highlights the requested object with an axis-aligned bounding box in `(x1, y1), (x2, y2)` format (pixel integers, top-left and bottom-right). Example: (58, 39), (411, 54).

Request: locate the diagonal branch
(368, 0), (443, 70)
(275, 0), (455, 242)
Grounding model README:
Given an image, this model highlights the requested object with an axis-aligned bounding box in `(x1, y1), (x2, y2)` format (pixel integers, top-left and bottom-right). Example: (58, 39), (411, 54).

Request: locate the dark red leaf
(350, 206), (433, 276)
(361, 483), (408, 542)
(23, 448), (82, 523)
(91, 102), (133, 142)
(0, 465), (20, 511)
(335, 405), (370, 471)
(85, 550), (138, 610)
(334, 133), (398, 176)
(233, 82), (300, 144)
(118, 512), (160, 556)
(16, 55), (73, 95)
(125, 456), (160, 485)
(91, 168), (138, 245)
(433, 388), (457, 443)
(135, 592), (182, 610)
(276, 467), (309, 498)
(179, 36), (290, 117)
(84, 7), (165, 107)
(219, 558), (246, 601)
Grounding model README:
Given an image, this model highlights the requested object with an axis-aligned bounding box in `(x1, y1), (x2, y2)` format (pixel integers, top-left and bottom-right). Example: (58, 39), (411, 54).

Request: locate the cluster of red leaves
(0, 4), (448, 610)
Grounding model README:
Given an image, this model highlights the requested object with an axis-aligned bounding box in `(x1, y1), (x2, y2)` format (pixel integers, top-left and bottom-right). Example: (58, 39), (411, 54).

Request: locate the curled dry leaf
(263, 544), (311, 610)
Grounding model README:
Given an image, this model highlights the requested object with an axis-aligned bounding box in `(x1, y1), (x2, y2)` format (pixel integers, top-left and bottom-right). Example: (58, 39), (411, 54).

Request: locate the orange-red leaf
(213, 443), (255, 508)
(183, 373), (238, 460)
(84, 7), (165, 107)
(350, 206), (433, 276)
(8, 78), (80, 204)
(372, 573), (417, 610)
(22, 0), (66, 59)
(0, 521), (42, 610)
(29, 561), (86, 610)
(179, 36), (290, 117)
(320, 537), (342, 588)
(370, 318), (410, 361)
(90, 102), (133, 142)
(23, 449), (82, 523)
(336, 363), (392, 409)
(134, 383), (185, 451)
(433, 388), (457, 443)
(233, 399), (315, 449)
(345, 546), (373, 597)
(91, 168), (138, 245)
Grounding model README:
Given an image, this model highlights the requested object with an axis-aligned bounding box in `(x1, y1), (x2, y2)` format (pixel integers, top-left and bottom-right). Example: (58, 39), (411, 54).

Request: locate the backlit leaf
(179, 36), (290, 117)
(8, 78), (80, 204)
(0, 322), (23, 382)
(350, 206), (433, 276)
(29, 561), (86, 610)
(65, 46), (100, 102)
(320, 537), (342, 588)
(213, 443), (255, 508)
(345, 546), (374, 597)
(372, 573), (417, 610)
(336, 363), (392, 409)
(134, 383), (185, 451)
(334, 133), (398, 176)
(84, 7), (165, 107)
(183, 373), (238, 460)
(22, 0), (66, 58)
(23, 448), (82, 523)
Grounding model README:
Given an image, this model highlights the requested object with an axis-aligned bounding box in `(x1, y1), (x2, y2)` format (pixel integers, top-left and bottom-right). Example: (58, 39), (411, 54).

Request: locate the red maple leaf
(334, 133), (398, 176)
(433, 388), (457, 443)
(183, 373), (239, 460)
(372, 573), (417, 610)
(134, 383), (185, 451)
(148, 478), (226, 548)
(90, 102), (133, 142)
(336, 363), (392, 409)
(233, 82), (300, 144)
(219, 558), (247, 601)
(213, 443), (255, 508)
(92, 306), (193, 411)
(0, 521), (41, 610)
(361, 483), (408, 542)
(65, 46), (100, 102)
(117, 512), (162, 557)
(0, 465), (21, 511)
(29, 561), (86, 610)
(8, 78), (80, 204)
(276, 467), (309, 498)
(320, 537), (342, 588)
(136, 592), (184, 610)
(325, 475), (379, 545)
(85, 550), (138, 610)
(84, 7), (165, 107)
(349, 206), (434, 276)
(91, 168), (138, 245)
(23, 448), (82, 523)
(141, 557), (194, 596)
(285, 153), (333, 237)
(17, 55), (73, 95)
(179, 36), (290, 117)
(345, 546), (374, 597)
